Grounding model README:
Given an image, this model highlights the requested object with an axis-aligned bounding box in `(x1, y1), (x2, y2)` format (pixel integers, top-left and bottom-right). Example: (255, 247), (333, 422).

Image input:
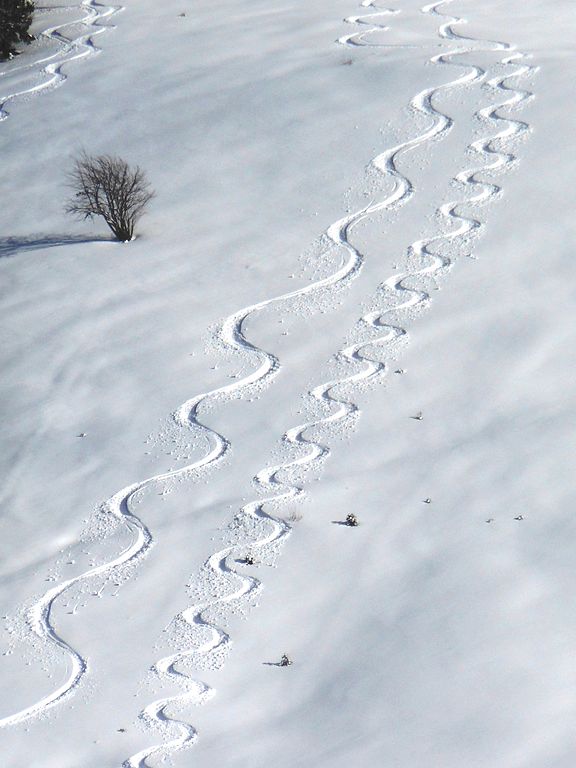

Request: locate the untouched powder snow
(0, 1), (575, 766)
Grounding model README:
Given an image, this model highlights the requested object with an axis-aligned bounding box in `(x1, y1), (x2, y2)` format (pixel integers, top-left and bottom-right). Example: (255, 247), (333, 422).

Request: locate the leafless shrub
(286, 510), (303, 523)
(65, 152), (154, 242)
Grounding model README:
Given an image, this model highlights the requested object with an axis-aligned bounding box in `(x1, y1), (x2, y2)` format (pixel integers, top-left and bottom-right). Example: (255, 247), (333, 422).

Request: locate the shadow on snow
(0, 234), (113, 259)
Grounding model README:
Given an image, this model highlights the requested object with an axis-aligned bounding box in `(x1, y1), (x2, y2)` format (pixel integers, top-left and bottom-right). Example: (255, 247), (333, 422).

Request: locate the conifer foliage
(0, 0), (35, 61)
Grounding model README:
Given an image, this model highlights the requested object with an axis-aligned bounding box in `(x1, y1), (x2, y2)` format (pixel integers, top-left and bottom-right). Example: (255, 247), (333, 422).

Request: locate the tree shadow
(0, 234), (113, 259)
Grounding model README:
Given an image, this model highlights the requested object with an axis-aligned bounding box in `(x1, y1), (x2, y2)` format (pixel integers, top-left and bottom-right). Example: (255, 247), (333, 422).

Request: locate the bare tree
(65, 153), (154, 242)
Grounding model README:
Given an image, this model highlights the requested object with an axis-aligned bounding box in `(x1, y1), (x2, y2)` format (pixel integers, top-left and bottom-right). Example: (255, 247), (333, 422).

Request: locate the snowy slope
(0, 0), (574, 766)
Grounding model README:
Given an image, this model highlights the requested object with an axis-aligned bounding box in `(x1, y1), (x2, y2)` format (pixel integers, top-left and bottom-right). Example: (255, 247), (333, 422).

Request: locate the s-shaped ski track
(1, 0), (489, 734)
(338, 1), (403, 48)
(121, 2), (537, 765)
(0, 1), (122, 121)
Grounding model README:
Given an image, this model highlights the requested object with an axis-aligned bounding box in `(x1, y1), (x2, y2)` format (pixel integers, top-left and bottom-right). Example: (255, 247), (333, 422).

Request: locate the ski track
(121, 1), (538, 765)
(0, 1), (122, 122)
(338, 1), (402, 48)
(0, 0), (495, 733)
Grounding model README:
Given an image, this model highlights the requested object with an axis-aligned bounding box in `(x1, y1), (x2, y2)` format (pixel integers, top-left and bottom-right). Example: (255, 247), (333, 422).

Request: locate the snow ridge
(0, 1), (121, 122)
(119, 2), (537, 765)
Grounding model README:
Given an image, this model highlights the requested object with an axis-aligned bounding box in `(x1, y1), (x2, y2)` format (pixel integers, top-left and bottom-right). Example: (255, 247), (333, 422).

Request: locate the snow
(1, 0), (575, 766)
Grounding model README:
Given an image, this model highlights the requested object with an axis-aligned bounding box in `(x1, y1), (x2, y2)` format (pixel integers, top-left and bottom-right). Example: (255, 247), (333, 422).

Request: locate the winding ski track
(0, 1), (122, 122)
(121, 1), (537, 765)
(0, 0), (494, 735)
(338, 0), (401, 48)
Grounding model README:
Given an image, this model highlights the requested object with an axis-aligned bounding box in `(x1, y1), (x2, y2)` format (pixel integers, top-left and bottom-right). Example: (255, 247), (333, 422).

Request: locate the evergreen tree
(0, 1), (34, 61)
